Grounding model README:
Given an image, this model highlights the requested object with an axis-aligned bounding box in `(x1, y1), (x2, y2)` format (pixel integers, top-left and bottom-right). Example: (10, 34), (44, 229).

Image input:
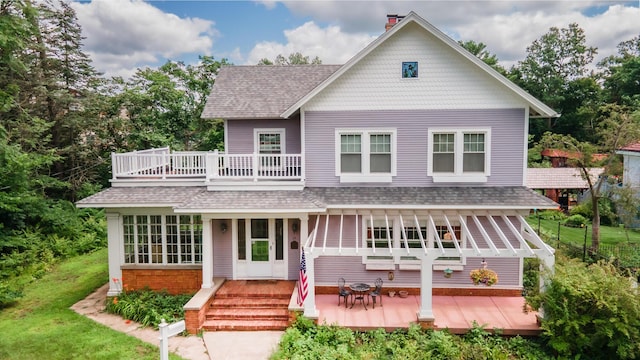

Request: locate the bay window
(123, 214), (202, 265)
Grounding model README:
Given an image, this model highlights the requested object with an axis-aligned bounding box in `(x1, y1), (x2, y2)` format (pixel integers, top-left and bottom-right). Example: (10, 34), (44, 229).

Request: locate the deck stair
(204, 280), (296, 331)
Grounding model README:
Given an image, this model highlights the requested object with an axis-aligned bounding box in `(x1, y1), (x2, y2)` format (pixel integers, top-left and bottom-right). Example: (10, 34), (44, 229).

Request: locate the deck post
(417, 254), (436, 324)
(201, 218), (213, 288)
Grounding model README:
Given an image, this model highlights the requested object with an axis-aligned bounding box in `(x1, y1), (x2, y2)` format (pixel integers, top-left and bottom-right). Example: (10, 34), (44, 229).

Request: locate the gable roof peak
(281, 11), (558, 119)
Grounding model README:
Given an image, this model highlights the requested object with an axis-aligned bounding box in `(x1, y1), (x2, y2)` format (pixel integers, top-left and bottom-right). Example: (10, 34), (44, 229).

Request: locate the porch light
(220, 221), (228, 233)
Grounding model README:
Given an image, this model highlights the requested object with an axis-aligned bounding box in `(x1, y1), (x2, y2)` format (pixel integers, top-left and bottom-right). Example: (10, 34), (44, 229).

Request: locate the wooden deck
(316, 293), (541, 336)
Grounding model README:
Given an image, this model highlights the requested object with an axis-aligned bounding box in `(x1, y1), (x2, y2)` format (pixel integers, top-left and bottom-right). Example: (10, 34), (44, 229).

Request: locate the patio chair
(338, 278), (352, 307)
(369, 278), (383, 309)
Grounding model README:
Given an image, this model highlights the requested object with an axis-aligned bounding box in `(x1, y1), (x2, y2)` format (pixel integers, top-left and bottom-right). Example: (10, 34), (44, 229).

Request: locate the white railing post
(111, 152), (117, 179)
(253, 152), (259, 182)
(159, 319), (168, 360)
(211, 150), (219, 179)
(161, 152), (167, 179)
(158, 318), (185, 360)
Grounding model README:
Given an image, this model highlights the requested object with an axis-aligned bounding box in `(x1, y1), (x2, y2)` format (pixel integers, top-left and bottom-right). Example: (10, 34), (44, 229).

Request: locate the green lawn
(526, 216), (640, 246)
(0, 249), (184, 360)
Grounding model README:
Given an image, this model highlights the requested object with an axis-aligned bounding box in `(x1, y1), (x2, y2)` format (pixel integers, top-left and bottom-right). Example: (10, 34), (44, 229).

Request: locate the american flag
(297, 249), (308, 306)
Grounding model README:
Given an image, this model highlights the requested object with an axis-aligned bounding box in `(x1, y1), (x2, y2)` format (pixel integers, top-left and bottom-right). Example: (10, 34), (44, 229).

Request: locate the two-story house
(77, 12), (558, 332)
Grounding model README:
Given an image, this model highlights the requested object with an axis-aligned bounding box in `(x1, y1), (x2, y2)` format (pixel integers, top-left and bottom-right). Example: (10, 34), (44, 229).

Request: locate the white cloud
(245, 21), (377, 65)
(277, 1), (639, 69)
(72, 0), (217, 78)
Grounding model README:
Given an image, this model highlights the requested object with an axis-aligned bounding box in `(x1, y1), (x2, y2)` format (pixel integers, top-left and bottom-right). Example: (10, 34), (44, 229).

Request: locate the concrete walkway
(71, 284), (283, 360)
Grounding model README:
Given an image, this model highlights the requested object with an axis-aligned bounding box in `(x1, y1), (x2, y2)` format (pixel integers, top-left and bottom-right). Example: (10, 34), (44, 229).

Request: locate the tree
(599, 35), (640, 106)
(612, 184), (640, 241)
(537, 104), (640, 251)
(113, 56), (228, 151)
(458, 40), (506, 75)
(258, 52), (322, 65)
(512, 23), (598, 139)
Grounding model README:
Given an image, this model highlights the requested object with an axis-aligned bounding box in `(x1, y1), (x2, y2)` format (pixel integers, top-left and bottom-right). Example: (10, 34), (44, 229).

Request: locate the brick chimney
(385, 14), (405, 31)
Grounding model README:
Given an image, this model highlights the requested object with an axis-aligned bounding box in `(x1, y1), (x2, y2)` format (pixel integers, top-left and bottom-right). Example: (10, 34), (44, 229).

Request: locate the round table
(348, 283), (371, 310)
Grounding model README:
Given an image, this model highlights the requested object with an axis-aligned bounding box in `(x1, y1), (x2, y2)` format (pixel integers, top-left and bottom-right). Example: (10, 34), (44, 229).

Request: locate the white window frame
(335, 128), (397, 183)
(427, 128), (491, 183)
(254, 128), (286, 154)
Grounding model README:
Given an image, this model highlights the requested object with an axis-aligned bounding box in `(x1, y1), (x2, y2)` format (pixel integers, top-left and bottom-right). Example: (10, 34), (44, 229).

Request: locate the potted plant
(469, 268), (498, 286)
(443, 268), (453, 278)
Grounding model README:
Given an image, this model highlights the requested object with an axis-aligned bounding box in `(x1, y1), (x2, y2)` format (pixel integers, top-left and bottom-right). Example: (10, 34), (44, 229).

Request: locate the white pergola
(298, 209), (555, 321)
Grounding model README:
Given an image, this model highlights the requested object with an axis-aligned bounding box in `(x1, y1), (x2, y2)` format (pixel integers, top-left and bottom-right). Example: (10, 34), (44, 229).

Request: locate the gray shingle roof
(76, 187), (205, 207)
(178, 190), (325, 211)
(201, 65), (341, 119)
(527, 168), (603, 189)
(305, 186), (557, 209)
(77, 186), (557, 210)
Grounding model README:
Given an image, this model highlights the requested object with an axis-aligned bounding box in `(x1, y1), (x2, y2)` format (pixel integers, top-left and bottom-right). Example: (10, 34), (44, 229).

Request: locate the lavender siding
(304, 109), (525, 187)
(226, 117), (301, 154)
(212, 219), (233, 278)
(288, 218), (303, 279)
(314, 256), (521, 288)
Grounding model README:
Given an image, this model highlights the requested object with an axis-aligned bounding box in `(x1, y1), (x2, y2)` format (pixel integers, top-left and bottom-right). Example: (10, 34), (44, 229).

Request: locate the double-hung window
(428, 128), (491, 183)
(336, 129), (396, 183)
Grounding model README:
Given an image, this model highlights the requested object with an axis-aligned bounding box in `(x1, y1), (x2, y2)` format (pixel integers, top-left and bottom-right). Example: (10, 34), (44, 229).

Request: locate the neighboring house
(527, 167), (604, 211)
(77, 12), (559, 332)
(617, 143), (640, 190)
(616, 143), (640, 227)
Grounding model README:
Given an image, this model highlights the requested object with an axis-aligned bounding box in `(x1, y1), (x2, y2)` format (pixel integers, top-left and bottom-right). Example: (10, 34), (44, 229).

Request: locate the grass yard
(526, 216), (640, 246)
(0, 249), (184, 360)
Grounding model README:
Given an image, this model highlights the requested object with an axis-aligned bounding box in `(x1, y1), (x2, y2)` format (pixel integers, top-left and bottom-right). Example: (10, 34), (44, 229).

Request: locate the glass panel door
(248, 219), (273, 277)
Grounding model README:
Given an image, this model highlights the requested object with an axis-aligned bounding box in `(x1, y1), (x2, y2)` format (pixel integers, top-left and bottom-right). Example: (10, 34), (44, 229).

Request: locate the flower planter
(443, 268), (453, 278)
(388, 291), (396, 298)
(398, 290), (409, 298)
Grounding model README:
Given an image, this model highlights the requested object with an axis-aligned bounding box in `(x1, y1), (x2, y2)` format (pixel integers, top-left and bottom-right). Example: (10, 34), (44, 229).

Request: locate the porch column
(417, 254), (436, 321)
(303, 250), (319, 318)
(201, 218), (214, 288)
(106, 213), (122, 296)
(300, 215), (318, 318)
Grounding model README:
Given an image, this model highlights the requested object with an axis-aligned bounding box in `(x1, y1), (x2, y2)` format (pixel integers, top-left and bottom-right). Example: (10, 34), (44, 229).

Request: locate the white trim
(334, 128), (397, 183)
(427, 127), (491, 183)
(281, 12), (558, 119)
(522, 107), (530, 186)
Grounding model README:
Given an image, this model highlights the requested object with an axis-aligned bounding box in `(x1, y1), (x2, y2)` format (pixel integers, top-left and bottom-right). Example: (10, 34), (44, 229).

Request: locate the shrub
(535, 259), (640, 359)
(570, 199), (617, 226)
(105, 288), (193, 328)
(564, 214), (588, 227)
(0, 282), (23, 308)
(536, 209), (566, 221)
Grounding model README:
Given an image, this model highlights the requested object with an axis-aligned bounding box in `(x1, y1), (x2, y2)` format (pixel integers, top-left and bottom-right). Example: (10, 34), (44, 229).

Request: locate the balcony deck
(110, 147), (303, 188)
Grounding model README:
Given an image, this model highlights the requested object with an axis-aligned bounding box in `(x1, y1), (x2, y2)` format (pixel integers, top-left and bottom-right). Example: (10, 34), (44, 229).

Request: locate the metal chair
(368, 278), (383, 308)
(338, 278), (352, 307)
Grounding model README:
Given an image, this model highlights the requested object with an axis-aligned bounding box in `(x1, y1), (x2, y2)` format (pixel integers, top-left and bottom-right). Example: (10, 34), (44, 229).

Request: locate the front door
(247, 219), (273, 277)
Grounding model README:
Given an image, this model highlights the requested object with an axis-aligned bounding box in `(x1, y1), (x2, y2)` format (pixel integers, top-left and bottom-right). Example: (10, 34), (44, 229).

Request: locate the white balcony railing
(111, 148), (303, 183)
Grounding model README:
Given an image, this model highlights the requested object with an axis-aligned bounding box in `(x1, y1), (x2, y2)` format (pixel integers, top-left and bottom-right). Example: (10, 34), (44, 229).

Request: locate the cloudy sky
(70, 0), (640, 79)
